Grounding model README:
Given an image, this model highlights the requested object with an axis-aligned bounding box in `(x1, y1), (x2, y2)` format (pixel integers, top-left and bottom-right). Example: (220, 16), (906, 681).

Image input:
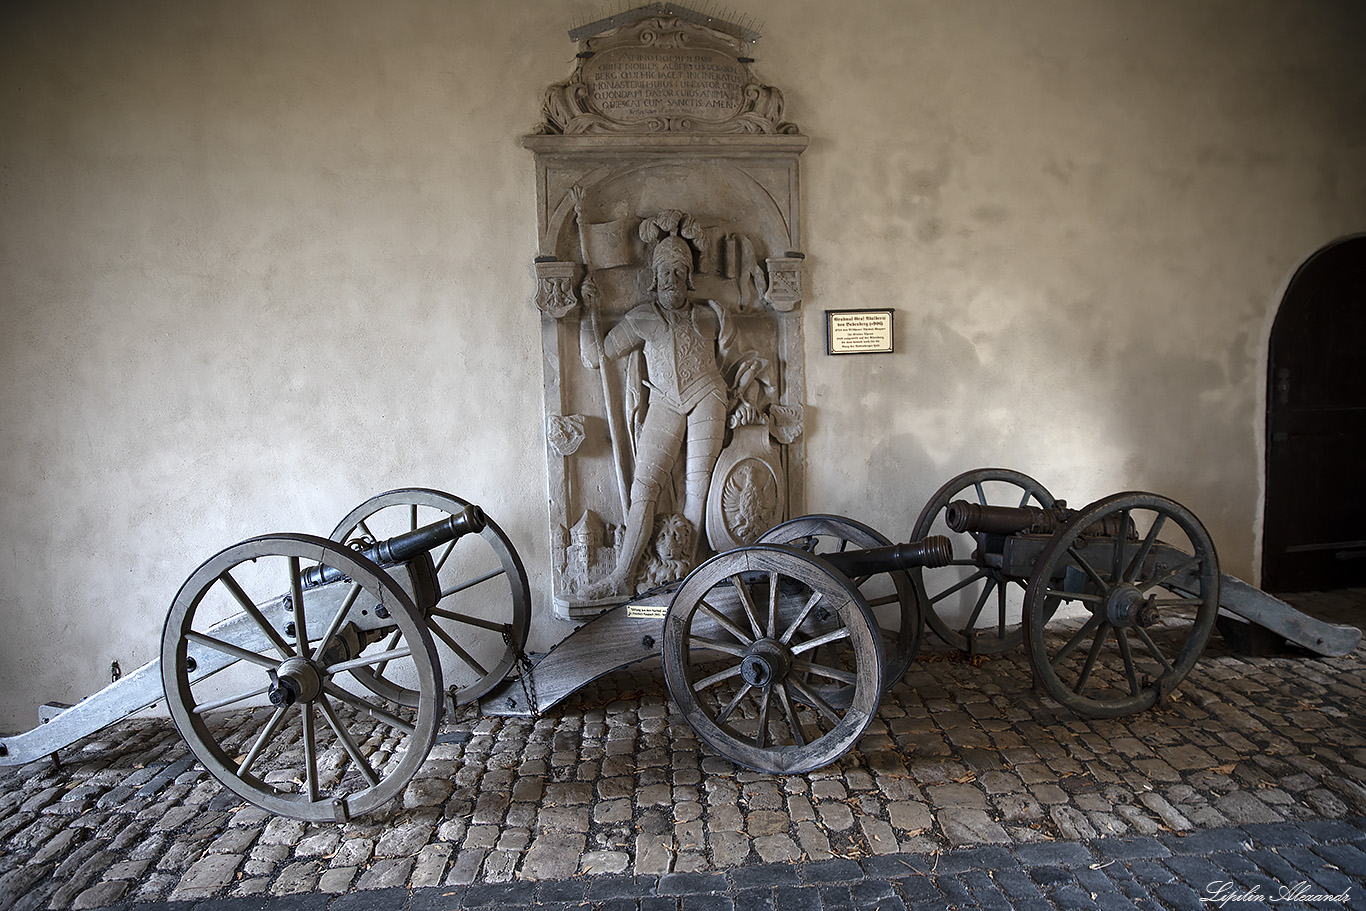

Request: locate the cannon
(7, 472), (1353, 819)
(907, 468), (1361, 717)
(483, 521), (953, 775)
(3, 484), (953, 814)
(1, 489), (532, 822)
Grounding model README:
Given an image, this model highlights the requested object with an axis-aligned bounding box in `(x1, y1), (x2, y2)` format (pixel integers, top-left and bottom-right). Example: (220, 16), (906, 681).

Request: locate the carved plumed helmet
(641, 210), (698, 290)
(649, 234), (695, 290)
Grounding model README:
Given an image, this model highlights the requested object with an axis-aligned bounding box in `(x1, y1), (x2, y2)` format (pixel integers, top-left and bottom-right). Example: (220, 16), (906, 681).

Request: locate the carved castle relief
(525, 5), (809, 618)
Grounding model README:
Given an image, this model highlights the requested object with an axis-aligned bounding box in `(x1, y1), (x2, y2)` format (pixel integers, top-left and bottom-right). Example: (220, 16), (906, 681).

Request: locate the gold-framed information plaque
(825, 309), (894, 355)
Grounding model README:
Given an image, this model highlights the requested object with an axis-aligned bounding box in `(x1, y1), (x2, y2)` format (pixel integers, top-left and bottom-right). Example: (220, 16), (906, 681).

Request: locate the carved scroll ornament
(537, 16), (798, 135)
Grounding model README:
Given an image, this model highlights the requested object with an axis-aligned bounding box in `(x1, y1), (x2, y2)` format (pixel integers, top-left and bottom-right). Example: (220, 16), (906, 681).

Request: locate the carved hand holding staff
(572, 187), (633, 522)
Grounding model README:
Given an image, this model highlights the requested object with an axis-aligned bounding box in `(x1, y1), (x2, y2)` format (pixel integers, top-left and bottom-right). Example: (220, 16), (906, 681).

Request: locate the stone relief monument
(525, 4), (809, 618)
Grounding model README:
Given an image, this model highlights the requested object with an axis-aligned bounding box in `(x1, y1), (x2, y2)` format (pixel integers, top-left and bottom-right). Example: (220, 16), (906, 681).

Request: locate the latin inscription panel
(583, 48), (746, 123)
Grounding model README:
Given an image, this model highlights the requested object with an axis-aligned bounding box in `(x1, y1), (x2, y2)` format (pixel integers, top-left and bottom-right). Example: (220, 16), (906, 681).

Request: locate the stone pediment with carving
(538, 10), (796, 135)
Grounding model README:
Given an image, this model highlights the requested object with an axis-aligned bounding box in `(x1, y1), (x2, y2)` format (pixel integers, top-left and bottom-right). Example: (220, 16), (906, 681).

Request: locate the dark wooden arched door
(1262, 235), (1366, 592)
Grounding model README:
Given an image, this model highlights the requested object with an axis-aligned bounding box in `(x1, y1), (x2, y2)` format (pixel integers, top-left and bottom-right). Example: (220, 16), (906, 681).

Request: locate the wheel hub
(740, 639), (793, 688)
(1105, 584), (1157, 629)
(268, 657), (322, 706)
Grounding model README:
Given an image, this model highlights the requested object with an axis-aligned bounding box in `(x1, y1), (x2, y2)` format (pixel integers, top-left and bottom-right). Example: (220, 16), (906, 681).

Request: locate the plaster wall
(1, 0), (1362, 731)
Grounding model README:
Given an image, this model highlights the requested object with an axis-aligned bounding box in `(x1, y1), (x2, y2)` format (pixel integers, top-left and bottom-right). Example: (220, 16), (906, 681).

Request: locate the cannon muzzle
(819, 535), (954, 578)
(301, 504), (487, 588)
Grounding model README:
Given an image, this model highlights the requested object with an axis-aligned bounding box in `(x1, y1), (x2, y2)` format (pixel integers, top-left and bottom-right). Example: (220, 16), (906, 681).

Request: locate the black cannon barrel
(945, 500), (1133, 540)
(819, 535), (954, 578)
(944, 501), (1071, 536)
(301, 505), (487, 588)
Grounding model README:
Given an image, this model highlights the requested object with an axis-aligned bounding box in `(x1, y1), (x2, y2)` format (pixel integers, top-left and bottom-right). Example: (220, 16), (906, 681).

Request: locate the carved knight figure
(581, 214), (741, 597)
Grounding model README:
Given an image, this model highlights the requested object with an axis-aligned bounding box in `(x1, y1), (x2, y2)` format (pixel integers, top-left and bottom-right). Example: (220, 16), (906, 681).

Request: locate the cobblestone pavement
(2, 589), (1364, 910)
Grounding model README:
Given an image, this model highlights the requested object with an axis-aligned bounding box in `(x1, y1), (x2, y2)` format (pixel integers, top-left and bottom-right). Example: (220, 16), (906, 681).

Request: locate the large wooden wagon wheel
(911, 467), (1059, 654)
(757, 514), (921, 688)
(162, 534), (441, 821)
(330, 488), (531, 707)
(662, 545), (884, 775)
(1023, 492), (1220, 718)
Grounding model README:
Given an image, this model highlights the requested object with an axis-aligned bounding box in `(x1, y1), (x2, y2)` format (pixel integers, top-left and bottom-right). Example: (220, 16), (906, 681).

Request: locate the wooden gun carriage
(906, 468), (1360, 717)
(0, 488), (953, 820)
(1, 472), (1356, 821)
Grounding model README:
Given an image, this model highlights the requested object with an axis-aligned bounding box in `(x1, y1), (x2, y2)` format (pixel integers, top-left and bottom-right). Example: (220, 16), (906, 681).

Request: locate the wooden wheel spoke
(1111, 510), (1130, 582)
(754, 687), (771, 749)
(185, 631), (280, 670)
(767, 572), (779, 638)
(1140, 554), (1202, 592)
(1115, 628), (1141, 696)
(1125, 515), (1166, 583)
(440, 566), (507, 600)
(693, 663), (744, 692)
(1134, 626), (1175, 675)
(219, 570), (294, 660)
(1036, 595), (1066, 627)
(960, 579), (995, 633)
(716, 683), (753, 726)
(701, 598), (756, 646)
(1042, 588), (1104, 605)
(321, 682), (415, 736)
(430, 607), (511, 634)
(429, 622), (490, 678)
(790, 626), (850, 656)
(1051, 613), (1104, 669)
(192, 684), (270, 716)
(432, 540), (458, 574)
(1073, 621), (1110, 694)
(775, 684), (806, 748)
(929, 568), (989, 604)
(315, 583), (363, 662)
(787, 677), (843, 727)
(368, 630), (403, 679)
(288, 557), (310, 659)
(1067, 544), (1111, 591)
(317, 694), (378, 787)
(729, 575), (765, 640)
(779, 592), (823, 645)
(325, 644), (415, 677)
(238, 705), (290, 778)
(302, 704), (319, 803)
(1148, 595), (1204, 610)
(687, 636), (749, 659)
(790, 658), (858, 685)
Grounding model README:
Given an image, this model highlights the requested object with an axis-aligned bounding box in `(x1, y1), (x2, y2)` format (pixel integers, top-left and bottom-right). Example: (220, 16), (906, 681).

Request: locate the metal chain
(502, 626), (539, 718)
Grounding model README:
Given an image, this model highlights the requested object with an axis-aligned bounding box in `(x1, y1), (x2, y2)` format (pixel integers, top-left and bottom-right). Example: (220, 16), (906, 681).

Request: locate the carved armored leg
(683, 392), (727, 551)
